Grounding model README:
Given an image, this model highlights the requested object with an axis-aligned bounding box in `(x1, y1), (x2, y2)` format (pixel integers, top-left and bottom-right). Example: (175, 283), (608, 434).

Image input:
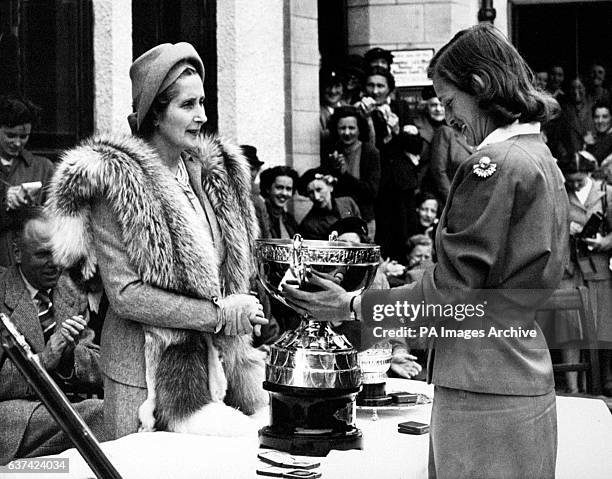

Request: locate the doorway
(511, 1), (612, 80)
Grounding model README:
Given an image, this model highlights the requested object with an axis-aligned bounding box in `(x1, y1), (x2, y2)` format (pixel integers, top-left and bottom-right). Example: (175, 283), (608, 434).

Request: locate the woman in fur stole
(46, 43), (269, 439)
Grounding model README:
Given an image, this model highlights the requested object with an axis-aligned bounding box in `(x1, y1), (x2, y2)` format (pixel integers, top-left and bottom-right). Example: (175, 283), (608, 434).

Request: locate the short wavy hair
(0, 94), (41, 128)
(365, 66), (395, 93)
(428, 24), (559, 125)
(259, 166), (299, 198)
(327, 106), (370, 143)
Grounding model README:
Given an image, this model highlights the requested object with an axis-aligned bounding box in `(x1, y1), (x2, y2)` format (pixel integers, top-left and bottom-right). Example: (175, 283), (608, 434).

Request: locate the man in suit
(0, 207), (105, 465)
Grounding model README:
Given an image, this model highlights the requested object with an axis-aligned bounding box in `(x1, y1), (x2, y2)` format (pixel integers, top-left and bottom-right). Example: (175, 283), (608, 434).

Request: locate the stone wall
(92, 0), (133, 135)
(217, 0), (319, 171)
(346, 0), (499, 55)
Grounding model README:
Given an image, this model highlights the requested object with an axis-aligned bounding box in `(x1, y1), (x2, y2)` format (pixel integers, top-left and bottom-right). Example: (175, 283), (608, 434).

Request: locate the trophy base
(259, 426), (363, 456)
(357, 382), (392, 406)
(261, 381), (362, 456)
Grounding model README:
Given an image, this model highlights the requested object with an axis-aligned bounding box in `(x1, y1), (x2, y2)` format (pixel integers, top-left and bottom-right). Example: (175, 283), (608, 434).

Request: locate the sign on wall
(390, 49), (435, 87)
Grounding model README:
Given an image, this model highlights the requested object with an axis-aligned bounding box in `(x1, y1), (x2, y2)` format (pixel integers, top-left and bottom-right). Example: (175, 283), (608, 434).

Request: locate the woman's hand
(355, 97), (377, 116)
(584, 232), (612, 252)
(569, 221), (584, 236)
(218, 294), (268, 336)
(584, 131), (596, 146)
(6, 185), (33, 210)
(388, 112), (400, 135)
(329, 151), (348, 175)
(335, 154), (348, 175)
(281, 270), (353, 322)
(390, 351), (422, 379)
(380, 258), (406, 277)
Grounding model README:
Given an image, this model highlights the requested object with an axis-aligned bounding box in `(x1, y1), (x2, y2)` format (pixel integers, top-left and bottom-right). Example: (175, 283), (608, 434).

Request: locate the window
(0, 0), (93, 157)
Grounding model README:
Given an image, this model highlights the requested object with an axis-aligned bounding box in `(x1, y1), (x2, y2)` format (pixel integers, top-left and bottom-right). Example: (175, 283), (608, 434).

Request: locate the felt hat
(328, 216), (369, 242)
(129, 42), (204, 132)
(364, 47), (394, 66)
(297, 167), (336, 197)
(343, 55), (366, 83)
(240, 145), (264, 168)
(421, 85), (437, 101)
(320, 66), (344, 87)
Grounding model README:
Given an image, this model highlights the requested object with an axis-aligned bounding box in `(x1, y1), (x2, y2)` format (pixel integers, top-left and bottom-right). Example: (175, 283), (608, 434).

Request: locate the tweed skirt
(428, 386), (557, 479)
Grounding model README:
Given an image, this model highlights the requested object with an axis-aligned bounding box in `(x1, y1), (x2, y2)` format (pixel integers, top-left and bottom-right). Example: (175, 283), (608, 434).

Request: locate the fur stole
(46, 133), (266, 422)
(46, 133), (257, 297)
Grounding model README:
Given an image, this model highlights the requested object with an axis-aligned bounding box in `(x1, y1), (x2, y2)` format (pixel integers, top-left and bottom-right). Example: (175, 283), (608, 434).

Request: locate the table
(6, 380), (611, 479)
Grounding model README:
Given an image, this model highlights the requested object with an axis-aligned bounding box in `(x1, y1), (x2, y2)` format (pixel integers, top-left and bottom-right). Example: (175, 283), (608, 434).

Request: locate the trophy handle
(290, 234), (307, 286)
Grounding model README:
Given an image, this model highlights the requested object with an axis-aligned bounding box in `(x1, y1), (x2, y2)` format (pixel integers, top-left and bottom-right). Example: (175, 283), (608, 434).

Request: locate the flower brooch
(472, 156), (497, 178)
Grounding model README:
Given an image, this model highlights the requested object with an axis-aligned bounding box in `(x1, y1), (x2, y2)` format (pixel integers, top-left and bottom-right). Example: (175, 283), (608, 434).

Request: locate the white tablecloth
(5, 380), (611, 479)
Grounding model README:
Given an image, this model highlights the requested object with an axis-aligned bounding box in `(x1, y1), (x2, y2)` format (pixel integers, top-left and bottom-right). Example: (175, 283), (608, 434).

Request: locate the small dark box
(390, 392), (419, 404)
(398, 421), (429, 435)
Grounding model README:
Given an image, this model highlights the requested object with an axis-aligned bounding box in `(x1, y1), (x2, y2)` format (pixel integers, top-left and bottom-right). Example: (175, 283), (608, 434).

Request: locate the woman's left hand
(388, 112), (400, 135)
(584, 233), (612, 252)
(281, 270), (353, 322)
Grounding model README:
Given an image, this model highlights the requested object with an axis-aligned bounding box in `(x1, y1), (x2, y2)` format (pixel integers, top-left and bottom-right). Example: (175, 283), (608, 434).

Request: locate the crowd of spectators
(255, 49), (612, 396)
(1, 45), (612, 465)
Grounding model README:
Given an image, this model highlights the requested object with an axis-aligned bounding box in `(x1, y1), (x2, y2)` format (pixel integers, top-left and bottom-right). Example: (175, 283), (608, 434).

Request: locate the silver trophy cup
(255, 234), (380, 455)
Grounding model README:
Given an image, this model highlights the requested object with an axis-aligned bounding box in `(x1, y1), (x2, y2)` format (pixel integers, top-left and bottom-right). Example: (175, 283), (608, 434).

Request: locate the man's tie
(35, 290), (55, 343)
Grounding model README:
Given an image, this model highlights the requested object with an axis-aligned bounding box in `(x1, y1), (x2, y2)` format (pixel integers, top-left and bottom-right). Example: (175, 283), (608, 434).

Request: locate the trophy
(356, 346), (393, 406)
(255, 234), (380, 456)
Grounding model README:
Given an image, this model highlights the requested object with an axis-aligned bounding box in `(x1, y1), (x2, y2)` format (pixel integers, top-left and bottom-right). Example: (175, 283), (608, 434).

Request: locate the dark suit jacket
(363, 133), (569, 395)
(0, 267), (101, 463)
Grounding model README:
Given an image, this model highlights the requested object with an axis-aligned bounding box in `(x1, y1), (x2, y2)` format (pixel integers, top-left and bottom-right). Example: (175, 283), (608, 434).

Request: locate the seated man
(0, 208), (105, 465)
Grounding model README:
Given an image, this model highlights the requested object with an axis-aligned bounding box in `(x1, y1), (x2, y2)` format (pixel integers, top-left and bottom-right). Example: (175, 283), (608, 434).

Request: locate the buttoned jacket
(0, 267), (100, 463)
(363, 131), (569, 395)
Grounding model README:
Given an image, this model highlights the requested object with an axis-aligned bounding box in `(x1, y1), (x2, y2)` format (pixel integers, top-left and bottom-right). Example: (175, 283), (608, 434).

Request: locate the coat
(0, 267), (102, 464)
(46, 134), (267, 421)
(323, 141), (381, 222)
(565, 179), (612, 342)
(0, 150), (55, 267)
(362, 131), (569, 395)
(299, 196), (361, 240)
(429, 125), (473, 202)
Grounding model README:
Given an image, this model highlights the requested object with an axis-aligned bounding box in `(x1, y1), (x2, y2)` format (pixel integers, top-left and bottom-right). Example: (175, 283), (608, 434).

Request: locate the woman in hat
(298, 168), (360, 241)
(283, 24), (566, 478)
(319, 66), (344, 151)
(47, 43), (268, 438)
